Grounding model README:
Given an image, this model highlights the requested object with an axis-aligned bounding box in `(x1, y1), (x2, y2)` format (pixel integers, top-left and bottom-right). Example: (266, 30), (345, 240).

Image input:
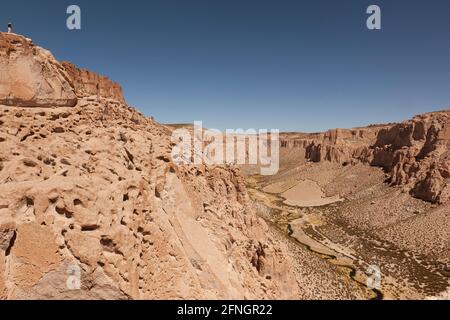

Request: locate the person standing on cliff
(7, 23), (13, 33)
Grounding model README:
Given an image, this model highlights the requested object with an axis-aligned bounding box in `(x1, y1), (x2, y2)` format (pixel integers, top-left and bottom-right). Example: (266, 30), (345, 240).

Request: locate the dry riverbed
(246, 175), (445, 300)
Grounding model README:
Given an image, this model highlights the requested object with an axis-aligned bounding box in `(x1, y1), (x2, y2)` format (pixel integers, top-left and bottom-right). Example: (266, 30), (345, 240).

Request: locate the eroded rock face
(0, 32), (125, 108)
(281, 128), (382, 165)
(0, 34), (303, 300)
(373, 112), (450, 203)
(0, 99), (301, 300)
(0, 33), (77, 107)
(61, 62), (125, 103)
(280, 111), (450, 203)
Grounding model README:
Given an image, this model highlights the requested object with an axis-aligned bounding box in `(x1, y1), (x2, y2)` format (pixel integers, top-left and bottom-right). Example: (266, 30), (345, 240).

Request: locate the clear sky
(1, 0), (450, 132)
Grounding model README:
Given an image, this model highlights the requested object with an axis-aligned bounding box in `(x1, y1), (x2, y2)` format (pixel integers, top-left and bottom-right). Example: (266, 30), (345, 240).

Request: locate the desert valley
(244, 115), (450, 299)
(0, 32), (448, 300)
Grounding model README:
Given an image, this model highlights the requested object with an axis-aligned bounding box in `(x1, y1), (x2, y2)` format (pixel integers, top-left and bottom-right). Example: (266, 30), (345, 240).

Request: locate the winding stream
(249, 184), (385, 300)
(286, 224), (384, 300)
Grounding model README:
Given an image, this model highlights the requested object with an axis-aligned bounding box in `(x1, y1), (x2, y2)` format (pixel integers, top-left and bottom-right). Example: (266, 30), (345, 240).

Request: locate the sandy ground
(281, 180), (342, 207)
(267, 179), (343, 207)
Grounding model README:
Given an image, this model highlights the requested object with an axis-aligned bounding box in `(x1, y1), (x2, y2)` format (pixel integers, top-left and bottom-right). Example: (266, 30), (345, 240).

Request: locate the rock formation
(61, 62), (125, 103)
(0, 32), (312, 300)
(371, 112), (450, 203)
(280, 111), (450, 204)
(3, 31), (444, 300)
(0, 33), (125, 108)
(0, 33), (77, 107)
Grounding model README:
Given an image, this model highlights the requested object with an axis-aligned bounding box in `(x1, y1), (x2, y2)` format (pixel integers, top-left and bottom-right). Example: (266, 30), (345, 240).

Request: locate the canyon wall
(280, 113), (450, 203)
(61, 62), (125, 103)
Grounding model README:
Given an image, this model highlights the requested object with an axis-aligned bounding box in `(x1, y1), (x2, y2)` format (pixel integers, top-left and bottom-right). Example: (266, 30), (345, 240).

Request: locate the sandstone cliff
(0, 33), (125, 108)
(371, 111), (450, 203)
(280, 111), (450, 204)
(0, 33), (77, 107)
(61, 62), (125, 103)
(0, 32), (307, 300)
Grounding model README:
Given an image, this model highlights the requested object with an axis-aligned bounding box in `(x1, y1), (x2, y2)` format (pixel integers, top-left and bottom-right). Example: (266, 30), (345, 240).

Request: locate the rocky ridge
(280, 111), (450, 204)
(0, 33), (124, 107)
(0, 32), (365, 300)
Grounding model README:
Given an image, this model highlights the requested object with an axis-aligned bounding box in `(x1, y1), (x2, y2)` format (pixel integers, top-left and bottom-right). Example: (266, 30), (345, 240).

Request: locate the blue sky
(2, 0), (450, 132)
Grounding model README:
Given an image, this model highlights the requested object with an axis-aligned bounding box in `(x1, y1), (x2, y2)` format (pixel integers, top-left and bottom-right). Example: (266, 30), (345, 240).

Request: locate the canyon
(0, 31), (448, 300)
(245, 112), (449, 299)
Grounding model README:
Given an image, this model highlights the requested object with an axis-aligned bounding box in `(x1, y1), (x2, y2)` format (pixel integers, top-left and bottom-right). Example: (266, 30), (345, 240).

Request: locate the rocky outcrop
(0, 33), (77, 107)
(280, 127), (384, 165)
(0, 32), (125, 108)
(61, 62), (125, 103)
(0, 97), (301, 300)
(280, 112), (450, 204)
(371, 111), (450, 203)
(0, 35), (302, 300)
